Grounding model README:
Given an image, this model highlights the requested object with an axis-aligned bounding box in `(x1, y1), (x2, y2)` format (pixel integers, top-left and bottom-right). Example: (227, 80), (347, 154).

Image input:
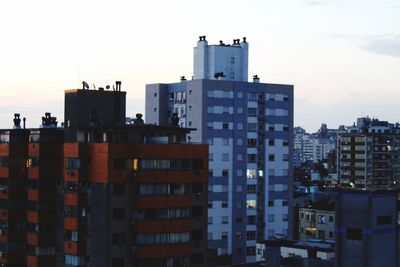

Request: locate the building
(193, 36), (248, 82)
(256, 239), (334, 267)
(298, 198), (335, 241)
(335, 189), (399, 267)
(337, 118), (400, 189)
(146, 36), (294, 264)
(294, 125), (337, 167)
(0, 125), (29, 267)
(0, 85), (209, 267)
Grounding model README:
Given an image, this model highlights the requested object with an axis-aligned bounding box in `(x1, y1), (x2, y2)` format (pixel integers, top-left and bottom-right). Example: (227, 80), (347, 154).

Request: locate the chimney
(253, 75), (260, 83)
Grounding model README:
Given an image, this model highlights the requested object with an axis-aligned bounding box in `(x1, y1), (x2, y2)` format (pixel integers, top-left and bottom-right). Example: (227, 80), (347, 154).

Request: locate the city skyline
(1, 0), (399, 131)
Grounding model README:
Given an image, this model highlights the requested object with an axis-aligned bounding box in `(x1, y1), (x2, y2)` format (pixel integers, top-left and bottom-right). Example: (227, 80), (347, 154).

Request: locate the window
(248, 154), (257, 163)
(283, 140), (289, 146)
(318, 230), (325, 239)
(237, 169), (243, 176)
(283, 154), (289, 161)
(247, 246), (256, 256)
(346, 228), (362, 240)
(208, 202), (212, 208)
(209, 153), (213, 161)
(247, 231), (256, 240)
(222, 216), (229, 224)
(248, 216), (256, 225)
(377, 215), (392, 225)
(247, 185), (256, 193)
(247, 169), (257, 179)
(268, 215), (274, 222)
(269, 154), (275, 161)
(268, 125), (275, 131)
(247, 200), (256, 209)
(248, 138), (257, 147)
(113, 184), (125, 195)
(237, 107), (243, 114)
(236, 217), (243, 223)
(236, 232), (243, 239)
(282, 200), (288, 206)
(222, 138), (229, 145)
(248, 108), (257, 117)
(231, 57), (235, 64)
(113, 208), (125, 220)
(248, 92), (257, 100)
(269, 139), (275, 146)
(236, 185), (243, 192)
(268, 200), (274, 207)
(222, 170), (229, 177)
(222, 202), (228, 208)
(237, 123), (243, 130)
(192, 182), (203, 193)
(208, 232), (213, 240)
(248, 123), (257, 132)
(237, 154), (243, 161)
(223, 123), (229, 129)
(318, 215), (326, 224)
(112, 233), (125, 245)
(329, 216), (334, 223)
(222, 153), (229, 161)
(282, 214), (288, 222)
(208, 217), (213, 224)
(237, 138), (243, 146)
(221, 232), (228, 240)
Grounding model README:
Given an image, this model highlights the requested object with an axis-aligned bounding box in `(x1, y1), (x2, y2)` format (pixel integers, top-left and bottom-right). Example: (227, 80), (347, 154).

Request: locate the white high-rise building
(194, 36), (249, 82)
(146, 36), (293, 265)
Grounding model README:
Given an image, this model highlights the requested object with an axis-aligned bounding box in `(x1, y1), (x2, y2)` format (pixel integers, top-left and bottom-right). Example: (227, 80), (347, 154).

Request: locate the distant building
(298, 198), (335, 241)
(294, 125), (337, 167)
(146, 36), (294, 264)
(337, 117), (400, 189)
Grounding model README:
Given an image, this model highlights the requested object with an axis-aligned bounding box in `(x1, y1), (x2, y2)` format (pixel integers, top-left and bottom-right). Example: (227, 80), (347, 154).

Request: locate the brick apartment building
(0, 85), (208, 267)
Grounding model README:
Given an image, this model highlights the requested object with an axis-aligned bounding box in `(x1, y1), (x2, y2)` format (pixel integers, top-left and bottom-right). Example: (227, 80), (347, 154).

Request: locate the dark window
(112, 233), (125, 245)
(269, 140), (275, 146)
(112, 258), (124, 267)
(191, 253), (204, 264)
(192, 206), (203, 217)
(346, 228), (362, 240)
(268, 200), (274, 207)
(223, 123), (229, 129)
(192, 230), (203, 241)
(114, 159), (126, 170)
(247, 231), (256, 240)
(222, 170), (229, 177)
(113, 184), (125, 195)
(192, 183), (203, 193)
(268, 154), (275, 161)
(236, 217), (243, 223)
(247, 246), (256, 256)
(247, 216), (256, 225)
(113, 208), (125, 220)
(377, 215), (392, 225)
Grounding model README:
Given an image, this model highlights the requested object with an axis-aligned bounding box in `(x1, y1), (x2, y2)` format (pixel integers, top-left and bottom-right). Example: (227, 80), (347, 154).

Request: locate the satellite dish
(106, 85), (111, 90)
(82, 81), (89, 90)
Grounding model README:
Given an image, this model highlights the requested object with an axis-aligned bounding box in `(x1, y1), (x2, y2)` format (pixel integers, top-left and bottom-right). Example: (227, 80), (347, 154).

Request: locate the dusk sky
(1, 0), (399, 131)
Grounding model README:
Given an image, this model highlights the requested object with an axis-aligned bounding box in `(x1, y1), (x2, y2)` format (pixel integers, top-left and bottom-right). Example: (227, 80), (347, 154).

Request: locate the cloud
(360, 34), (400, 58)
(331, 33), (400, 59)
(306, 0), (345, 6)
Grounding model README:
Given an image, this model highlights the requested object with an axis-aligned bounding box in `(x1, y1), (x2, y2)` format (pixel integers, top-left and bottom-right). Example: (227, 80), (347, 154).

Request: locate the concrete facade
(146, 37), (294, 265)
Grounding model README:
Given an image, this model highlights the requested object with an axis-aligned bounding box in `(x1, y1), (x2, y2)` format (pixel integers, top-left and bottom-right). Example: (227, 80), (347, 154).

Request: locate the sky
(0, 0), (399, 131)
